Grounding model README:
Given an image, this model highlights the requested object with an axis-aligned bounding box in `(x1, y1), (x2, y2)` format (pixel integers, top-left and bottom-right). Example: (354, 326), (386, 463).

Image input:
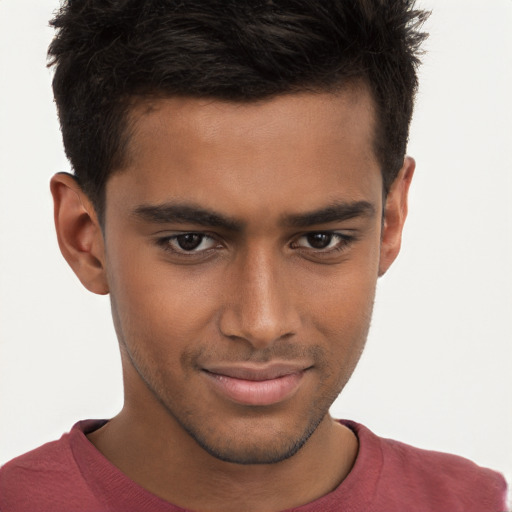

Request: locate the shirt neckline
(69, 418), (383, 511)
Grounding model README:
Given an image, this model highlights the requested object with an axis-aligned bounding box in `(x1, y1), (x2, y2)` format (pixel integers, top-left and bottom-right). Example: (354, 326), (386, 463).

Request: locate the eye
(294, 232), (350, 251)
(159, 233), (219, 254)
(302, 233), (335, 250)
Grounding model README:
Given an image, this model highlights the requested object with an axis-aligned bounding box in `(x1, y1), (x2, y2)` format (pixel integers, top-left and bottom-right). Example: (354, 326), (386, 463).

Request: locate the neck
(88, 381), (358, 511)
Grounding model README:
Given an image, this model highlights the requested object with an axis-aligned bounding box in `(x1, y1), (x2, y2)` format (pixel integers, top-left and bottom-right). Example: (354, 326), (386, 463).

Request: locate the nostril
(219, 305), (299, 349)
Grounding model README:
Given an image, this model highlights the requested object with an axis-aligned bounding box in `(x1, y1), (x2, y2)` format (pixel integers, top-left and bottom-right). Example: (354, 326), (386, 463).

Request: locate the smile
(202, 364), (310, 406)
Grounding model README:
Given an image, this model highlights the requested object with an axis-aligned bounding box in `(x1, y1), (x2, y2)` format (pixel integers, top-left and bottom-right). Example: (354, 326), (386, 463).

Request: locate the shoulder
(0, 422), (103, 512)
(381, 434), (505, 493)
(344, 421), (508, 512)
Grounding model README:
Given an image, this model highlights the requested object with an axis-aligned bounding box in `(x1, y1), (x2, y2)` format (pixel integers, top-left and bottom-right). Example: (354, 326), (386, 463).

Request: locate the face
(91, 88), (408, 464)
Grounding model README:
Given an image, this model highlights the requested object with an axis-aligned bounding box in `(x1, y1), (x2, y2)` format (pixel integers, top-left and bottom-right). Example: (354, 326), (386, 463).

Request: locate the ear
(50, 173), (109, 295)
(378, 156), (415, 276)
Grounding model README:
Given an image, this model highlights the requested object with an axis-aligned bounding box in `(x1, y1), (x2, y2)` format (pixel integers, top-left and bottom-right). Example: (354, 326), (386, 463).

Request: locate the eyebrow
(283, 201), (376, 227)
(132, 200), (376, 231)
(133, 203), (244, 231)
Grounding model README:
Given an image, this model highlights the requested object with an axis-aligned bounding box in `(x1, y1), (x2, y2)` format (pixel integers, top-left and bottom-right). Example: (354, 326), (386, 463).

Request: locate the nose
(219, 246), (301, 349)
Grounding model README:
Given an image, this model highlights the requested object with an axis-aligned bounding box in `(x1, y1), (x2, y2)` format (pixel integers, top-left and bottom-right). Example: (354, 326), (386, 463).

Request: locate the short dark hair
(48, 0), (428, 220)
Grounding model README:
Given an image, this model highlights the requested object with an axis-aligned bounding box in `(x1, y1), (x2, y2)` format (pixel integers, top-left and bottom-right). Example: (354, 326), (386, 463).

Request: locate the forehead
(106, 87), (382, 223)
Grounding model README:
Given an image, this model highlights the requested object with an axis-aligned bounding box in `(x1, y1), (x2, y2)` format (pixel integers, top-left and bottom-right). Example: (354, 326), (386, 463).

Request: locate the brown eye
(293, 232), (354, 254)
(306, 233), (333, 249)
(158, 233), (218, 254)
(176, 233), (204, 251)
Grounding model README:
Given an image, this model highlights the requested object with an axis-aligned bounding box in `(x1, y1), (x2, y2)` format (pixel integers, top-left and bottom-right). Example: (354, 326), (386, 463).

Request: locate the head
(48, 0), (428, 221)
(49, 0), (428, 466)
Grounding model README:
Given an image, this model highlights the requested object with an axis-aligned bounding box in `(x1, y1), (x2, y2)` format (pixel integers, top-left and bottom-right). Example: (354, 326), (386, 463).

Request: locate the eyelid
(155, 231), (222, 255)
(295, 232), (344, 246)
(154, 229), (357, 260)
(291, 231), (357, 254)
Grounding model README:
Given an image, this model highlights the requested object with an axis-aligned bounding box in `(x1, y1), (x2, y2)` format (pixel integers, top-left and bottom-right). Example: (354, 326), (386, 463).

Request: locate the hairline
(93, 79), (389, 226)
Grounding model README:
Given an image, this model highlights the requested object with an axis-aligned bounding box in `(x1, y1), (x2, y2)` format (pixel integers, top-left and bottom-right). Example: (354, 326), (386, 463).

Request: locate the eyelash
(291, 232), (355, 254)
(155, 233), (221, 257)
(155, 231), (357, 259)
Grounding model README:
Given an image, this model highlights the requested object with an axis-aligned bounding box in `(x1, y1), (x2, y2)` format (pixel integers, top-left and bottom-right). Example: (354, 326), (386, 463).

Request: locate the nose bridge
(220, 244), (298, 348)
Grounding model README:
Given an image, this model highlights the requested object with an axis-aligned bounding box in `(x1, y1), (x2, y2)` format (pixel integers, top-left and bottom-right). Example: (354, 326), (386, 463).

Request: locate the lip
(202, 363), (310, 406)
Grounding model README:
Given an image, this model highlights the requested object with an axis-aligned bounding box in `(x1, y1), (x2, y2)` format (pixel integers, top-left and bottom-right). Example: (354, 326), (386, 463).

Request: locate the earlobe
(378, 156), (415, 276)
(50, 173), (109, 295)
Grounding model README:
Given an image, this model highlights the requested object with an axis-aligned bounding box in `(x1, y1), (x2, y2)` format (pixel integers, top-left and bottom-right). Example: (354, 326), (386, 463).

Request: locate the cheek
(105, 229), (379, 365)
(106, 247), (223, 357)
(304, 258), (378, 357)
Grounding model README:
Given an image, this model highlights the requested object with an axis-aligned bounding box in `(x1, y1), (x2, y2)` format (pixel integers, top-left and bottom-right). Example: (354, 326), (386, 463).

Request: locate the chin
(192, 432), (311, 465)
(177, 411), (325, 466)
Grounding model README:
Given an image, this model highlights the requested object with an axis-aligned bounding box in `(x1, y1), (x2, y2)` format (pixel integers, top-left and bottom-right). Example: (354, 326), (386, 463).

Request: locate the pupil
(177, 234), (203, 251)
(307, 233), (331, 249)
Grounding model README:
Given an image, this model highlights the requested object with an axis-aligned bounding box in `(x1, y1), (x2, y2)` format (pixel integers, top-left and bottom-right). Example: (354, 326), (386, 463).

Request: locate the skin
(51, 86), (414, 511)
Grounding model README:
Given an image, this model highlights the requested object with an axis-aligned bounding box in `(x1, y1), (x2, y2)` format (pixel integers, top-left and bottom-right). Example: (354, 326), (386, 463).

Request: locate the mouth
(201, 363), (311, 406)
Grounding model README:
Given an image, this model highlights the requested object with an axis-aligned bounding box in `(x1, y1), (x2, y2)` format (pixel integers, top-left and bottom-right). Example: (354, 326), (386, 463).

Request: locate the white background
(1, 0), (511, 488)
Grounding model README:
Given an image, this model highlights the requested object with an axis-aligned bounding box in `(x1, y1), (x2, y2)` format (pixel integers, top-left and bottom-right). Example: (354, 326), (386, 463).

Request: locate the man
(0, 1), (508, 511)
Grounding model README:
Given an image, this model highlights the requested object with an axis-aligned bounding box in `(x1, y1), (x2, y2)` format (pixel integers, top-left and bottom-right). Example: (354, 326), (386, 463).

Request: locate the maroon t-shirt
(0, 420), (507, 511)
